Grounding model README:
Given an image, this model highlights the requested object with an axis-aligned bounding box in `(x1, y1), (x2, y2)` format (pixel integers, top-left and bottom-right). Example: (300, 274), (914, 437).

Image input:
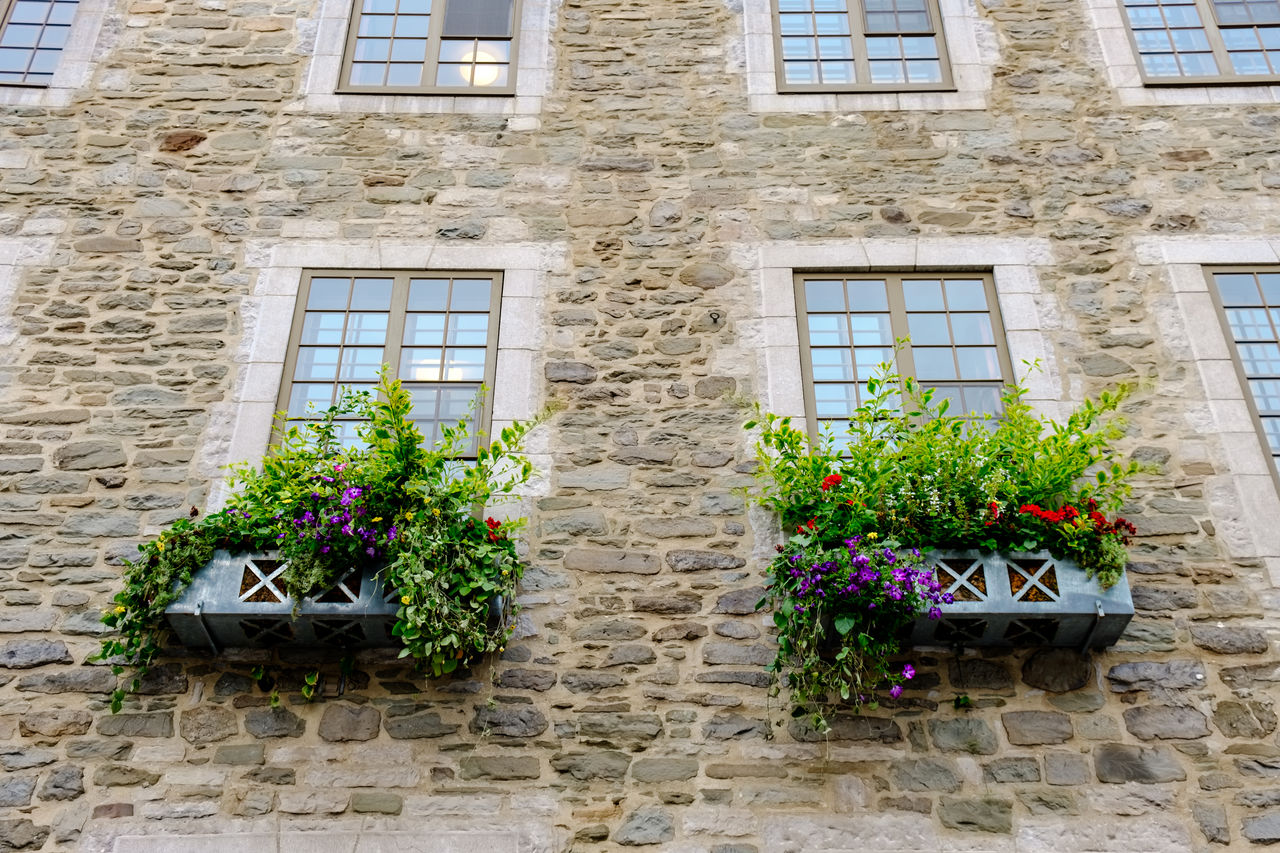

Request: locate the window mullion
(425, 0), (446, 86)
(1196, 0), (1236, 77)
(886, 273), (916, 388)
(384, 272), (411, 391)
(850, 0), (872, 88)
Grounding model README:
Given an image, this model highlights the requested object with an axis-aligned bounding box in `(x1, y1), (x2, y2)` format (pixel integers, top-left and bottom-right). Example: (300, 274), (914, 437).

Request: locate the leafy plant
(748, 362), (1139, 587)
(746, 358), (1141, 724)
(99, 369), (539, 712)
(766, 531), (946, 723)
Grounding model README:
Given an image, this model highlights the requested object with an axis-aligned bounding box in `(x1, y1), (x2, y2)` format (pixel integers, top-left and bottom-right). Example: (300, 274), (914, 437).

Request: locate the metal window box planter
(165, 551), (401, 653)
(907, 551), (1134, 651)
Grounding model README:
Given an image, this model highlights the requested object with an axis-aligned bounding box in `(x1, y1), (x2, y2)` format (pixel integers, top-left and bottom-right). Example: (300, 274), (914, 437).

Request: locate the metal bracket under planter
(165, 551), (400, 653)
(907, 550), (1134, 651)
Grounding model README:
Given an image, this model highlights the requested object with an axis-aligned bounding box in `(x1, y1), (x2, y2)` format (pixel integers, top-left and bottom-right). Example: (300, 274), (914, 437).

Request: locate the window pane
(308, 277), (351, 310)
(849, 313), (893, 346)
(950, 313), (995, 345)
(443, 348), (487, 381)
(1249, 378), (1280, 413)
(451, 278), (493, 311)
(1216, 272), (1263, 305)
(961, 385), (1004, 416)
(846, 279), (889, 311)
(814, 383), (860, 416)
(387, 63), (425, 86)
(442, 0), (514, 37)
(351, 278), (394, 310)
(447, 314), (489, 346)
(404, 313), (447, 345)
(908, 312), (951, 345)
(811, 348), (855, 381)
(903, 279), (944, 310)
(808, 314), (850, 346)
(914, 347), (957, 379)
(409, 278), (451, 309)
(805, 279), (846, 311)
(401, 347), (443, 381)
(295, 348), (341, 382)
(1239, 342), (1280, 374)
(945, 278), (988, 310)
(854, 346), (893, 372)
(339, 348), (385, 381)
(301, 313), (346, 345)
(289, 384), (337, 417)
(344, 312), (389, 345)
(956, 347), (1002, 380)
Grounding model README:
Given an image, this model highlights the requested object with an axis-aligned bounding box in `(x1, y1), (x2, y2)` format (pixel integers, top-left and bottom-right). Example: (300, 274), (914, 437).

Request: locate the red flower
(821, 474), (843, 492)
(806, 518), (816, 530)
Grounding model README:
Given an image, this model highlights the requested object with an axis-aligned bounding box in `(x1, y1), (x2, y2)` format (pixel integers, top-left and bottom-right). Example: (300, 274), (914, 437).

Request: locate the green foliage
(746, 359), (1142, 724)
(747, 362), (1140, 586)
(99, 369), (539, 712)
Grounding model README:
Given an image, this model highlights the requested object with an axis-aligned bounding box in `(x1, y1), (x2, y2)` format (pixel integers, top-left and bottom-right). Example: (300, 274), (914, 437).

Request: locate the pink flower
(890, 684), (903, 699)
(902, 664), (916, 680)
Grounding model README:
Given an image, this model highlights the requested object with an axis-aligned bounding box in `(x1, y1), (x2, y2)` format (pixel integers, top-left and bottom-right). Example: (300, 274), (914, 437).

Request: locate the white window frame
(0, 0), (108, 107)
(737, 0), (996, 111)
(299, 0), (556, 117)
(1083, 0), (1280, 106)
(1137, 235), (1280, 585)
(199, 239), (557, 513)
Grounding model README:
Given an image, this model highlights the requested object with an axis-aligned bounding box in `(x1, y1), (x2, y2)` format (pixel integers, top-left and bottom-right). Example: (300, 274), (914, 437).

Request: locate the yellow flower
(867, 531), (879, 540)
(406, 512), (415, 521)
(400, 595), (411, 605)
(115, 606), (126, 614)
(157, 542), (165, 552)
(432, 508), (441, 517)
(372, 517), (382, 522)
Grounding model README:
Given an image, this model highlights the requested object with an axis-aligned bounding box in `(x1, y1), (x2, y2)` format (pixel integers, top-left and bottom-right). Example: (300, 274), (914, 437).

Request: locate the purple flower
(366, 547), (376, 557)
(928, 606), (942, 620)
(890, 684), (903, 699)
(902, 664), (915, 680)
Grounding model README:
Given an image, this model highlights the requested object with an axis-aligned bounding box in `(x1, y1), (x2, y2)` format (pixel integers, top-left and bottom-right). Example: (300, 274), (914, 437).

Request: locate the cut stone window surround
(197, 239), (558, 514)
(0, 0), (107, 107)
(0, 236), (56, 345)
(1084, 0), (1280, 104)
(298, 0), (555, 116)
(1135, 235), (1280, 585)
(737, 0), (996, 111)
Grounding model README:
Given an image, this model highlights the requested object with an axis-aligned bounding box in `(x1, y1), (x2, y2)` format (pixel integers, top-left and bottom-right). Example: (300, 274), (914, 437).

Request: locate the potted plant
(99, 370), (538, 713)
(746, 362), (1140, 718)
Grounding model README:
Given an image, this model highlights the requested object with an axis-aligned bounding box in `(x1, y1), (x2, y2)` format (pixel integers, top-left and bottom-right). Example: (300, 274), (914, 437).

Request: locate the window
(280, 270), (501, 454)
(773, 0), (953, 91)
(1208, 267), (1280, 479)
(795, 272), (1013, 437)
(1121, 0), (1280, 82)
(339, 0), (521, 95)
(0, 0), (78, 87)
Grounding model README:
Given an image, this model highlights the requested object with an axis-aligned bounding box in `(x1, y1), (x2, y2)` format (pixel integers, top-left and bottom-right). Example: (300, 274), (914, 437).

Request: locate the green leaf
(833, 614), (856, 635)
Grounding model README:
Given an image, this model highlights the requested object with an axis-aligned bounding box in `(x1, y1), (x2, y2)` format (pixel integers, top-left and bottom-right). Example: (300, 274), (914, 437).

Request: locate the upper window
(338, 0), (521, 95)
(773, 0), (953, 91)
(1208, 267), (1280, 476)
(280, 270), (501, 454)
(795, 272), (1013, 438)
(1122, 0), (1280, 82)
(0, 0), (78, 87)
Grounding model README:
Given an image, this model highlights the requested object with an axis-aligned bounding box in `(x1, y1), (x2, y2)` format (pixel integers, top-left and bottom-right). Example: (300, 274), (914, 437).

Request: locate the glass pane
(805, 280), (846, 311)
(820, 60), (855, 81)
(1260, 273), (1280, 302)
(442, 348), (487, 381)
(816, 36), (853, 57)
(351, 277), (393, 310)
(956, 347), (1002, 380)
(905, 58), (942, 81)
(387, 63), (425, 86)
(903, 279), (944, 310)
(37, 26), (67, 48)
(814, 12), (850, 32)
(1135, 28), (1175, 49)
(442, 0), (514, 37)
(780, 14), (815, 35)
(902, 35), (938, 56)
(10, 2), (50, 23)
(1216, 272), (1263, 305)
(395, 14), (432, 37)
(962, 385), (1004, 416)
(945, 279), (988, 310)
(26, 47), (55, 72)
(1263, 417), (1280, 453)
(1214, 0), (1252, 20)
(811, 348), (855, 381)
(907, 313), (951, 345)
(401, 347), (443, 381)
(289, 384), (336, 417)
(0, 24), (40, 47)
(870, 60), (907, 82)
(447, 314), (489, 346)
(1228, 307), (1273, 340)
(409, 278), (450, 310)
(344, 312), (389, 345)
(808, 314), (850, 346)
(782, 35), (818, 59)
(1249, 378), (1280, 412)
(295, 348), (340, 382)
(362, 0), (398, 12)
(307, 277), (351, 310)
(897, 11), (931, 29)
(301, 313), (345, 345)
(1228, 50), (1270, 72)
(389, 38), (428, 62)
(357, 14), (395, 36)
(1169, 26), (1212, 48)
(1239, 342), (1280, 374)
(47, 2), (76, 25)
(914, 347), (957, 379)
(849, 313), (893, 346)
(404, 313), (446, 345)
(867, 36), (901, 58)
(784, 61), (818, 83)
(349, 62), (387, 86)
(339, 348), (385, 381)
(814, 383), (859, 416)
(451, 278), (493, 311)
(950, 313), (995, 345)
(854, 346), (893, 371)
(354, 38), (390, 61)
(846, 279), (888, 310)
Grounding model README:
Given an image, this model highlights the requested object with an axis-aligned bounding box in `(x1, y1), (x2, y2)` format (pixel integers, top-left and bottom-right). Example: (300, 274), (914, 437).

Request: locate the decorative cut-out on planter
(908, 551), (1134, 651)
(166, 551), (399, 653)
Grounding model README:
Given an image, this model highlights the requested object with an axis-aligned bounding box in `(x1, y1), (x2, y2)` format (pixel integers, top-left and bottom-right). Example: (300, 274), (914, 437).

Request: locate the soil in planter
(239, 560), (287, 603)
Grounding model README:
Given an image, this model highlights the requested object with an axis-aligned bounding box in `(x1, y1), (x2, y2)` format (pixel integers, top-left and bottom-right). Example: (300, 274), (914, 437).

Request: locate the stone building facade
(1, 0), (1279, 849)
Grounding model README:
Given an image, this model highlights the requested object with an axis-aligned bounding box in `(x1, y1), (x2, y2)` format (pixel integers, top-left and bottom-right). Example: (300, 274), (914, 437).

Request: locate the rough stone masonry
(0, 0), (1278, 850)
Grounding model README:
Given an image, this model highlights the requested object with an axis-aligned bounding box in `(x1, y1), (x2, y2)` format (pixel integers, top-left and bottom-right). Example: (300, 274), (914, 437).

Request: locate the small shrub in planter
(746, 362), (1140, 723)
(100, 371), (538, 712)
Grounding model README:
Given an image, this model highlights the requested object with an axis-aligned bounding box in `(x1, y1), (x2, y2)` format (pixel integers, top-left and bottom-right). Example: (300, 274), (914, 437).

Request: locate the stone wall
(0, 0), (1278, 850)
